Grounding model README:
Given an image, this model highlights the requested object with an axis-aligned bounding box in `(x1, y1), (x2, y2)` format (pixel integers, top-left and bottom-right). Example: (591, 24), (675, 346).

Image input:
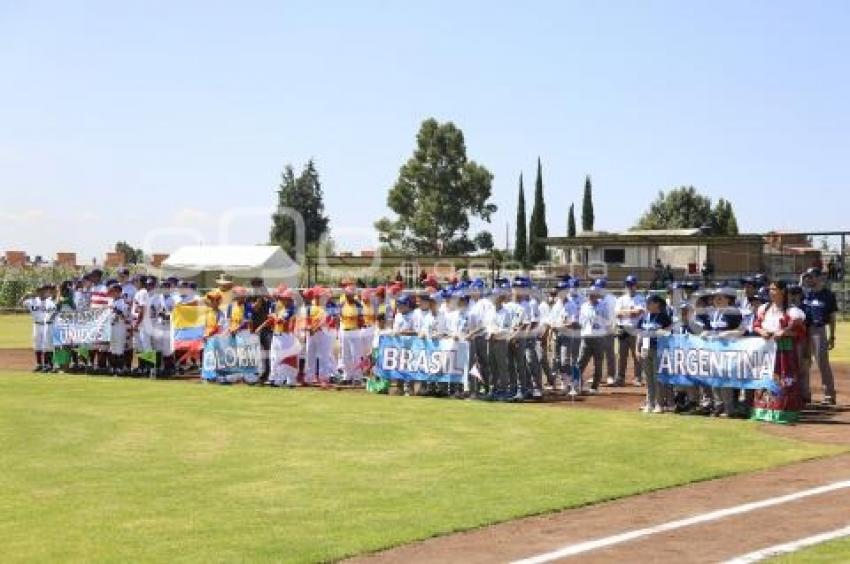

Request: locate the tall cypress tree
(528, 157), (548, 263)
(581, 175), (594, 232)
(514, 174), (527, 265)
(567, 203), (576, 237)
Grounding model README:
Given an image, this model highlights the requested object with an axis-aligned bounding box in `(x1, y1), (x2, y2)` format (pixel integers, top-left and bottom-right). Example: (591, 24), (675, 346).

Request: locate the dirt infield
(349, 454), (850, 564)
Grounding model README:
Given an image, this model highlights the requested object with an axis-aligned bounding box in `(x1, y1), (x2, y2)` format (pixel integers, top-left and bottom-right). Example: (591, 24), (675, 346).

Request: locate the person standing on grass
(550, 278), (582, 395)
(800, 267), (838, 406)
(484, 288), (513, 401)
(637, 294), (673, 413)
(694, 286), (745, 417)
(752, 281), (807, 423)
(614, 275), (646, 387)
(576, 283), (612, 394)
(22, 284), (57, 373)
(466, 282), (493, 397)
(254, 286), (299, 388)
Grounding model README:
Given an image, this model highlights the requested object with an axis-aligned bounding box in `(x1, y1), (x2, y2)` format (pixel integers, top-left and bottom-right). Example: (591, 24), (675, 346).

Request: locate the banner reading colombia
(656, 334), (777, 391)
(52, 309), (112, 346)
(374, 335), (469, 384)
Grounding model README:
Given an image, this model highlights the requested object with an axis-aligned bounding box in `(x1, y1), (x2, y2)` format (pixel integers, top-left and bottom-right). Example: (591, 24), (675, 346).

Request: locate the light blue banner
(374, 335), (469, 383)
(52, 309), (112, 346)
(202, 333), (262, 382)
(656, 334), (778, 391)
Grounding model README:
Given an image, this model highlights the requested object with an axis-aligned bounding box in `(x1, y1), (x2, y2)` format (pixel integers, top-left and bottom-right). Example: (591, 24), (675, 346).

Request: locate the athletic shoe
(606, 377), (615, 386)
(585, 387), (599, 395)
(652, 405), (663, 414)
(640, 404), (651, 413)
(512, 390), (525, 402)
(634, 380), (644, 387)
(532, 389), (543, 400)
(820, 397), (837, 406)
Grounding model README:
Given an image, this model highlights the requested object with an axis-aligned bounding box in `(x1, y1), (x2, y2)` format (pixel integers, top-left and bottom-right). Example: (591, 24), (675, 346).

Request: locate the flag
(172, 304), (207, 354)
(138, 350), (157, 364)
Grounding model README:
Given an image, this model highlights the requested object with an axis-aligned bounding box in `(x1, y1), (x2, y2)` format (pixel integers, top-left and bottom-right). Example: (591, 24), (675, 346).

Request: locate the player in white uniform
(151, 278), (177, 377)
(614, 275), (646, 386)
(22, 284), (57, 372)
(132, 276), (156, 376)
(106, 283), (130, 375)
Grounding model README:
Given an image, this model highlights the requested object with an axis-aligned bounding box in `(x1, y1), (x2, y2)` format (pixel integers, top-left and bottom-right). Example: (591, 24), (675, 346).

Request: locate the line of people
(23, 267), (839, 421)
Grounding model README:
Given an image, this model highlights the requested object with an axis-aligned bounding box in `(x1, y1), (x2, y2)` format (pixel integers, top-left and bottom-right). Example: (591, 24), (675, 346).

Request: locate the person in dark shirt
(800, 267), (838, 405)
(637, 294), (673, 413)
(248, 278), (274, 382)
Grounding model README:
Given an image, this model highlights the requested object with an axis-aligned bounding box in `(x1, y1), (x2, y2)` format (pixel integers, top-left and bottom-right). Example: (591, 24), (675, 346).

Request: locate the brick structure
(5, 251), (27, 267)
(55, 252), (77, 267)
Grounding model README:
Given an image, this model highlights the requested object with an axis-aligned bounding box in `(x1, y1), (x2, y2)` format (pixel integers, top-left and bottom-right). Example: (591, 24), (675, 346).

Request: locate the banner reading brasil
(374, 335), (469, 384)
(52, 309), (112, 346)
(656, 334), (778, 392)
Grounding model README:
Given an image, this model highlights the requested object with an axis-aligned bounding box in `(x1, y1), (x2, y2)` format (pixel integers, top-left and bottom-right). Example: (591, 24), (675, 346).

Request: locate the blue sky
(2, 0), (849, 260)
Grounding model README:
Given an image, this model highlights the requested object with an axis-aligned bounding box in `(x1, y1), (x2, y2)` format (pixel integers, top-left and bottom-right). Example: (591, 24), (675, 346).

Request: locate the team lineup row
(21, 267), (838, 419)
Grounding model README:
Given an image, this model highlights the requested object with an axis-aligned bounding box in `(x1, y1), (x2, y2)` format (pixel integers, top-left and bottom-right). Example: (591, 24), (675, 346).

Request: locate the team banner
(656, 334), (778, 391)
(52, 309), (112, 346)
(201, 333), (263, 382)
(171, 304), (207, 354)
(374, 335), (469, 383)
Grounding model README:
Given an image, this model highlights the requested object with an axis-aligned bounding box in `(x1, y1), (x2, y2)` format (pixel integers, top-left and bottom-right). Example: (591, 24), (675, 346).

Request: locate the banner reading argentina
(374, 335), (469, 384)
(171, 304), (207, 354)
(656, 334), (778, 391)
(52, 309), (112, 346)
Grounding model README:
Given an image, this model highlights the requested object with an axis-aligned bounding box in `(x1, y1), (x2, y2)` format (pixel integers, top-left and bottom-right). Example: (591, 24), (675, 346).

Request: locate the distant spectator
(827, 258), (837, 281)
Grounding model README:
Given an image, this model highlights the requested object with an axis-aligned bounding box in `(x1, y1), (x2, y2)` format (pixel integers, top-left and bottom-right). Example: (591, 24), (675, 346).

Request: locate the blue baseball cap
(567, 278), (581, 289)
(624, 275), (638, 286)
(593, 278), (607, 289)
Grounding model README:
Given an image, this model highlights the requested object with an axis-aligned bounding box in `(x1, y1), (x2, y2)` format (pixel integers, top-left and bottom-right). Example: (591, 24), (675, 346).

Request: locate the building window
(603, 248), (626, 264)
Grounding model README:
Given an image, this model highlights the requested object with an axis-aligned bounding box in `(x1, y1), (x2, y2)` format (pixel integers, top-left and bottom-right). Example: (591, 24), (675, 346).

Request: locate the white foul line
(723, 525), (850, 564)
(511, 479), (850, 564)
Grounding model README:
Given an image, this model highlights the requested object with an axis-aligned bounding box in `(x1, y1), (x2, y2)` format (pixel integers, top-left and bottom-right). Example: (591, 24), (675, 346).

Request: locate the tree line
(269, 118), (740, 263)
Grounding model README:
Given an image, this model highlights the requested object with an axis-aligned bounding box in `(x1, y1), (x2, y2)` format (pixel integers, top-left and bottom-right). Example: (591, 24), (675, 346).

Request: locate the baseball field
(1, 315), (849, 563)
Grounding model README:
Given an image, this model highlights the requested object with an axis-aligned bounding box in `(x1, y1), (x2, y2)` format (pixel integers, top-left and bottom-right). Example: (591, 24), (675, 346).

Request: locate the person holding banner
(303, 287), (332, 387)
(637, 294), (673, 413)
(696, 286), (746, 417)
(106, 283), (130, 375)
(752, 280), (807, 423)
(22, 284), (57, 372)
(256, 285), (300, 388)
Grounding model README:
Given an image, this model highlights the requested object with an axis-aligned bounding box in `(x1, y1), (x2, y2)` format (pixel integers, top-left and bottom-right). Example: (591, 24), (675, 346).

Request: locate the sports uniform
(23, 289), (57, 371)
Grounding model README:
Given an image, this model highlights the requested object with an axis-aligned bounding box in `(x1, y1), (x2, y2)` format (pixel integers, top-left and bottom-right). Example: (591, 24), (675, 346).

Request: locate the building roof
(544, 232), (764, 247)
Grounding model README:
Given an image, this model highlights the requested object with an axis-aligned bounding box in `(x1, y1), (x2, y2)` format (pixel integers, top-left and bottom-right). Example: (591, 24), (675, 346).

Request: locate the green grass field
(0, 314), (31, 349)
(769, 536), (850, 563)
(0, 373), (843, 563)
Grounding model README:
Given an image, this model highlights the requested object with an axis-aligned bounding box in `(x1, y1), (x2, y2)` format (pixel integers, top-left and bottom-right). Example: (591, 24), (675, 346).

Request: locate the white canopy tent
(160, 245), (297, 288)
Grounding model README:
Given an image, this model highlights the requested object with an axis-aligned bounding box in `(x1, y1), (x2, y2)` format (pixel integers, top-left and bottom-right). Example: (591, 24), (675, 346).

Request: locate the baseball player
(614, 275), (646, 386)
(132, 276), (156, 377)
(22, 284), (57, 372)
(151, 278), (177, 377)
(550, 278), (582, 396)
(800, 267), (838, 406)
(107, 282), (130, 375)
(576, 282), (613, 394)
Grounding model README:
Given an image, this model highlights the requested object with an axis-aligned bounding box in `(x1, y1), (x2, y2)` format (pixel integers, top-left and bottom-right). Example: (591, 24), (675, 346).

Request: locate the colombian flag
(171, 304), (208, 356)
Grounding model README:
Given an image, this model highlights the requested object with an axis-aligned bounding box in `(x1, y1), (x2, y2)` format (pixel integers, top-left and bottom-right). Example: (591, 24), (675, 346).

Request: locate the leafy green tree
(514, 174), (528, 265)
(374, 118), (496, 254)
(270, 159), (330, 255)
(115, 241), (143, 264)
(474, 231), (495, 253)
(634, 186), (740, 235)
(581, 175), (594, 231)
(567, 203), (577, 237)
(528, 157), (548, 263)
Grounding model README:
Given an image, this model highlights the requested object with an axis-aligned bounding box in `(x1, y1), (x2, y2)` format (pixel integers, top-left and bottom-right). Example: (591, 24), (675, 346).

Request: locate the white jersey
(579, 300), (613, 337)
(132, 288), (153, 327)
(615, 292), (647, 330)
(538, 300), (553, 327)
(549, 297), (581, 329)
(467, 297), (493, 336)
(23, 297), (57, 324)
(392, 311), (416, 333)
(111, 298), (130, 325)
(485, 306), (513, 337)
(74, 289), (91, 311)
(121, 282), (137, 302)
(444, 308), (469, 338)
